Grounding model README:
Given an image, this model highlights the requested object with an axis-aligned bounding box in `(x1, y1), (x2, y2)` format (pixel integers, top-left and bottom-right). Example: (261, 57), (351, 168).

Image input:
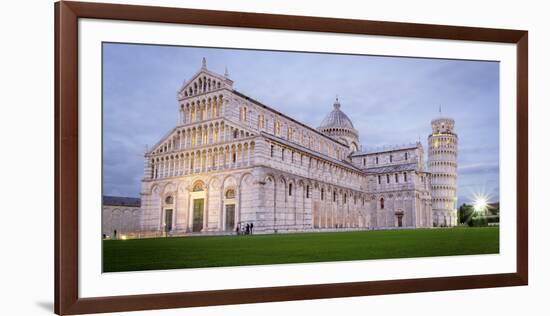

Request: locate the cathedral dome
(318, 98), (360, 153)
(318, 98), (355, 129)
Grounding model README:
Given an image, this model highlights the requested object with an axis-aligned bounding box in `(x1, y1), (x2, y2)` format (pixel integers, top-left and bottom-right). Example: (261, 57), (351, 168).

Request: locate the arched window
(333, 191), (337, 202)
(395, 174), (399, 183)
(275, 121), (281, 135)
(306, 185), (310, 198)
(405, 152), (408, 160)
(387, 174), (390, 183)
(390, 155), (393, 163)
(165, 195), (174, 204)
(404, 172), (408, 182)
(288, 183), (293, 196)
(270, 145), (274, 157)
(225, 189), (235, 199)
(288, 127), (293, 140)
(241, 107), (248, 121)
(376, 156), (379, 164)
(321, 188), (325, 200)
(378, 175), (381, 184)
(380, 198), (385, 209)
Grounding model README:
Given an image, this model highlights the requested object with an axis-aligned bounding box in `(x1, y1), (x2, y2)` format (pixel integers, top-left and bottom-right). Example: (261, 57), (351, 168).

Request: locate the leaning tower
(428, 116), (458, 227)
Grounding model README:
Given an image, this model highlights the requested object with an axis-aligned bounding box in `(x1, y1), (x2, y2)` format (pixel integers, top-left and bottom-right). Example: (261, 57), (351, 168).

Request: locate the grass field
(103, 227), (499, 272)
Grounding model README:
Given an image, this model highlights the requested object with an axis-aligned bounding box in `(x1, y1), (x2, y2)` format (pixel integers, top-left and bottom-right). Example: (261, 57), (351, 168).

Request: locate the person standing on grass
(236, 225), (240, 235)
(250, 222), (254, 235)
(245, 223), (250, 235)
(114, 229), (117, 239)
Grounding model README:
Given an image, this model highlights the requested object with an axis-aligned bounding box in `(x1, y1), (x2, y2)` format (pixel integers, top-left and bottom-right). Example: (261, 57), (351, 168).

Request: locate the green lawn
(103, 227), (499, 272)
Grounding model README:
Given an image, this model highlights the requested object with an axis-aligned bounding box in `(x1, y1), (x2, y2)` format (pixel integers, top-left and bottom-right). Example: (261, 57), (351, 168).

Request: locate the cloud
(459, 163), (500, 175)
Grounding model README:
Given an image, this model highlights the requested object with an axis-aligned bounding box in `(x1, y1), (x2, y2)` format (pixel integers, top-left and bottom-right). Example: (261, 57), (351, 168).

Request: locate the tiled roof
(233, 90), (349, 147)
(318, 99), (355, 129)
(352, 143), (419, 156)
(260, 132), (362, 173)
(103, 196), (141, 207)
(365, 163), (421, 174)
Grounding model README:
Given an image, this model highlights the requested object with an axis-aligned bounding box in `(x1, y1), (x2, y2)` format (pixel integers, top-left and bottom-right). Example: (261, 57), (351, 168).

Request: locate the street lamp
(473, 196), (488, 213)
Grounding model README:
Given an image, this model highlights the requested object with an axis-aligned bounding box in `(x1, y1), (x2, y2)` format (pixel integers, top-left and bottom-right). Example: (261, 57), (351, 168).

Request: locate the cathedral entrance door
(192, 199), (204, 232)
(164, 209), (173, 232)
(225, 204), (235, 231)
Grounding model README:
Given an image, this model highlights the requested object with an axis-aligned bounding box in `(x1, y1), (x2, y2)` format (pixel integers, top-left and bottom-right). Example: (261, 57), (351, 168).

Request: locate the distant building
(106, 58), (459, 237)
(487, 202), (500, 226)
(102, 196), (141, 238)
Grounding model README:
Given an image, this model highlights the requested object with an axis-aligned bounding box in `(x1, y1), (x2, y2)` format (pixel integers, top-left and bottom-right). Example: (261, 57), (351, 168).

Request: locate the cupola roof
(318, 97), (355, 129)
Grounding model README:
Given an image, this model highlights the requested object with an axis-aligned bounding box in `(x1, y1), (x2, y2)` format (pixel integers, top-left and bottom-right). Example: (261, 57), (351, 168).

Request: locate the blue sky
(103, 43), (500, 206)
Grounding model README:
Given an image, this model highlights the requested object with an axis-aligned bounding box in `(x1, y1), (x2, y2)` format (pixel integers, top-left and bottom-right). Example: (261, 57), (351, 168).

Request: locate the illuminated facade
(131, 59), (457, 237)
(428, 117), (458, 226)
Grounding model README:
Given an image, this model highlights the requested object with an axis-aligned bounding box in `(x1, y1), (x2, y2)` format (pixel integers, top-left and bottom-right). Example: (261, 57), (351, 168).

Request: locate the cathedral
(115, 58), (458, 238)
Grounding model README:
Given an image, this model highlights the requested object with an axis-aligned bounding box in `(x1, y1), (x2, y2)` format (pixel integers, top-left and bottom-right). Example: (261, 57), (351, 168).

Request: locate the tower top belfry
(431, 117), (455, 135)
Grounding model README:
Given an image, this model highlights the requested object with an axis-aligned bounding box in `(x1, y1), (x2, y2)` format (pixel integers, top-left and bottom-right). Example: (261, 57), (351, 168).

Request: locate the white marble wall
(102, 205), (141, 238)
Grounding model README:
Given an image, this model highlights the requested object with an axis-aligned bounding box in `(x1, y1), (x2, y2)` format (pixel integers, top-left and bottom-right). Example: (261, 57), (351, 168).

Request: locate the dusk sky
(103, 43), (500, 206)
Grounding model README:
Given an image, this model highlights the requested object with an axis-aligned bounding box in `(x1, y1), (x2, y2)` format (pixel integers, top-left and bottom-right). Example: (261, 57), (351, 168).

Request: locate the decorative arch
(278, 175), (287, 186)
(222, 174), (238, 189)
(192, 180), (206, 192)
(239, 172), (255, 187)
(163, 183), (176, 194)
(208, 177), (221, 190)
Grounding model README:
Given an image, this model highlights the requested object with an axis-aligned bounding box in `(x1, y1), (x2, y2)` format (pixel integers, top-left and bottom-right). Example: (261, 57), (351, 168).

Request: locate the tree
(459, 203), (474, 225)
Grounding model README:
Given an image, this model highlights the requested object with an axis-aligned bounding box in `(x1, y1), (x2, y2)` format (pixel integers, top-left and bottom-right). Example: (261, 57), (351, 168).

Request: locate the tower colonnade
(428, 117), (458, 227)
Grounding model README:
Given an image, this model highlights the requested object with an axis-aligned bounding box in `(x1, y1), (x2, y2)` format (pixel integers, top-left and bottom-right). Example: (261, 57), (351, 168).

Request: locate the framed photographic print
(55, 1), (528, 315)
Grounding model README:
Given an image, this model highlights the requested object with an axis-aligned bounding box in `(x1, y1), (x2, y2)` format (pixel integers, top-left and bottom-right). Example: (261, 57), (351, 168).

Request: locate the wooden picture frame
(55, 1), (528, 315)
